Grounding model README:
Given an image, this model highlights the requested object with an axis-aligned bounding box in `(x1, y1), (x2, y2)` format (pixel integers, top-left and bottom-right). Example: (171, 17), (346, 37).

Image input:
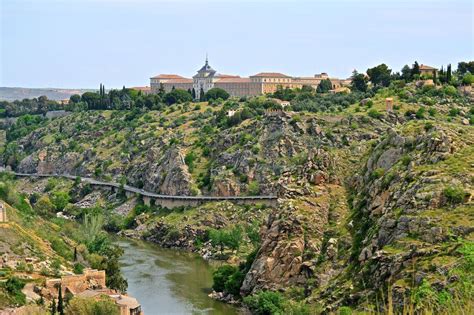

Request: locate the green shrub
(415, 107), (425, 119)
(370, 168), (385, 180)
(73, 263), (84, 274)
(338, 306), (353, 315)
(212, 265), (238, 292)
(424, 122), (434, 131)
(367, 109), (382, 119)
(224, 270), (245, 296)
(2, 276), (26, 306)
(448, 108), (460, 117)
(244, 290), (284, 315)
(248, 181), (260, 195)
(443, 185), (468, 204)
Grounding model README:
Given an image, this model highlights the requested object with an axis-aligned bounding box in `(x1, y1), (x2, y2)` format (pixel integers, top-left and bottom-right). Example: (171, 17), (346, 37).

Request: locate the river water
(116, 238), (240, 315)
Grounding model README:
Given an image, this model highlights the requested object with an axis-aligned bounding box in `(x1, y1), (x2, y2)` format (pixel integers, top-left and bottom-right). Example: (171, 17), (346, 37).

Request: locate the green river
(116, 238), (240, 315)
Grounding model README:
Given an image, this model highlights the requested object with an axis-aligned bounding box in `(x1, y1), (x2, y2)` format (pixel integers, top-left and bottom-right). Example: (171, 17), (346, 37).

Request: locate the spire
(205, 53), (208, 65)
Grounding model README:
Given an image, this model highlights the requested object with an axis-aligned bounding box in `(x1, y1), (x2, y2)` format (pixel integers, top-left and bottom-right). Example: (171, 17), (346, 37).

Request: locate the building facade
(150, 59), (350, 98)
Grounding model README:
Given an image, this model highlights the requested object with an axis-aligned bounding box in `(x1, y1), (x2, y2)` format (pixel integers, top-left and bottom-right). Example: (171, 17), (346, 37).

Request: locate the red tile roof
(216, 74), (241, 78)
(419, 64), (437, 70)
(215, 78), (252, 83)
(151, 74), (185, 79)
(131, 86), (151, 91)
(251, 72), (291, 78)
(165, 78), (193, 83)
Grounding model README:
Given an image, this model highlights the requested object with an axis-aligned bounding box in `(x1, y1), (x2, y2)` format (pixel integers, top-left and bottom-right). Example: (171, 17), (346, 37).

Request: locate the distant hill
(0, 87), (95, 101)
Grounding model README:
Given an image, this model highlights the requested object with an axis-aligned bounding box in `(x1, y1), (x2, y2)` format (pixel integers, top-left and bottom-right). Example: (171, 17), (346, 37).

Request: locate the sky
(0, 0), (473, 89)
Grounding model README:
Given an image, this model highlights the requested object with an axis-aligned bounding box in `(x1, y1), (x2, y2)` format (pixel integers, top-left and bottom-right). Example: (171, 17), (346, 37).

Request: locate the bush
(416, 107), (425, 119)
(66, 296), (120, 315)
(2, 276), (26, 306)
(370, 168), (385, 180)
(248, 181), (260, 195)
(367, 109), (382, 119)
(443, 185), (468, 204)
(244, 291), (285, 315)
(73, 263), (84, 274)
(212, 265), (238, 292)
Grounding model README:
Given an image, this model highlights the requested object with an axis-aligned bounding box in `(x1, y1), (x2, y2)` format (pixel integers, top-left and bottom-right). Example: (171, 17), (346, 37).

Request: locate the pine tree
(50, 298), (56, 315)
(57, 285), (64, 315)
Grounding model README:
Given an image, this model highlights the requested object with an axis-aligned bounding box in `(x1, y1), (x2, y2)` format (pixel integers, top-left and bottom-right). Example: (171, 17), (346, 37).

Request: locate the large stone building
(150, 58), (350, 98)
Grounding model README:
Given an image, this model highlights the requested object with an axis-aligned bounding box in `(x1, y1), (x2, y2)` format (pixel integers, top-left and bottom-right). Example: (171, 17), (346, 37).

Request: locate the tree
(400, 65), (411, 82)
(457, 61), (474, 75)
(433, 70), (437, 85)
(51, 191), (70, 211)
(301, 85), (314, 93)
(163, 89), (193, 105)
(51, 298), (56, 315)
(158, 83), (165, 96)
(447, 64), (452, 82)
(69, 94), (81, 103)
(199, 88), (205, 102)
(462, 73), (474, 85)
(412, 61), (421, 77)
(191, 88), (196, 99)
(366, 63), (392, 87)
(350, 70), (368, 92)
(34, 195), (55, 216)
(57, 285), (64, 315)
(316, 79), (332, 93)
(205, 88), (230, 101)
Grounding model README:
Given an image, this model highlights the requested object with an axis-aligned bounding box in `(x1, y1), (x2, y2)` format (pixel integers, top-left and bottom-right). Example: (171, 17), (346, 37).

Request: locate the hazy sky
(1, 0), (473, 88)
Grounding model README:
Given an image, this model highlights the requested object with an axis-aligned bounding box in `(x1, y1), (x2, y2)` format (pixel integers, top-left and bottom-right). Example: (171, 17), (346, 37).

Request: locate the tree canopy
(366, 63), (392, 87)
(205, 88), (230, 101)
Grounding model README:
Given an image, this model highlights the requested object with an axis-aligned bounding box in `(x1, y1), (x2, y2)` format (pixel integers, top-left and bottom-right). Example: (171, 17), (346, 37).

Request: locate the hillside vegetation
(1, 62), (473, 313)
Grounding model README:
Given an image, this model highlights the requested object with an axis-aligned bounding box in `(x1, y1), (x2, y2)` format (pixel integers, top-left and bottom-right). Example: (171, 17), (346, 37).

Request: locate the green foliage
(316, 79), (332, 93)
(415, 107), (425, 119)
(367, 109), (382, 119)
(212, 265), (239, 292)
(370, 168), (385, 180)
(66, 296), (120, 315)
(367, 63), (392, 87)
(184, 151), (197, 172)
(73, 263), (84, 274)
(209, 226), (243, 251)
(443, 185), (468, 204)
(350, 70), (368, 92)
(205, 88), (230, 101)
(247, 181), (260, 196)
(51, 191), (70, 211)
(164, 89), (192, 105)
(1, 276), (26, 306)
(243, 291), (285, 315)
(34, 195), (55, 216)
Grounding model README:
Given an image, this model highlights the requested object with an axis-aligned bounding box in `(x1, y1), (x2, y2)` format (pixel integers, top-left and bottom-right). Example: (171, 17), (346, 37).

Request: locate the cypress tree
(433, 70), (437, 85)
(73, 247), (77, 261)
(192, 88), (196, 99)
(447, 64), (452, 83)
(412, 61), (420, 77)
(57, 285), (64, 315)
(50, 298), (56, 315)
(199, 88), (205, 101)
